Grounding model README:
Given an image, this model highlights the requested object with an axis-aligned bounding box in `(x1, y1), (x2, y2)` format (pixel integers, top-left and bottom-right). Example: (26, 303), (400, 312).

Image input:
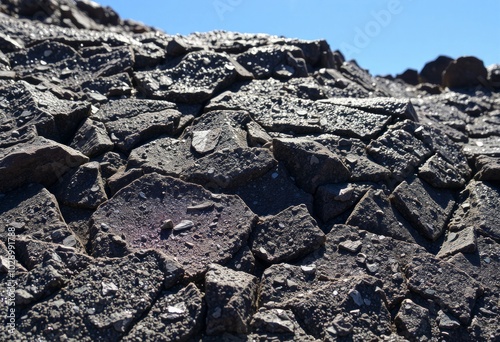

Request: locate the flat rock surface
(1, 2), (500, 340)
(89, 173), (256, 280)
(250, 204), (325, 263)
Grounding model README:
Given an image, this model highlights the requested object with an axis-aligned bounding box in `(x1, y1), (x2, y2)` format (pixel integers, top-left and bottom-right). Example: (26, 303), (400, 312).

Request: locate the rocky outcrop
(1, 1), (499, 341)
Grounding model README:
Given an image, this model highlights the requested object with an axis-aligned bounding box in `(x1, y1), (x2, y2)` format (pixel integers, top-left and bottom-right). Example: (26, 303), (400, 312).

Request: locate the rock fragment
(70, 118), (114, 158)
(0, 136), (88, 192)
(89, 173), (256, 280)
(123, 283), (204, 341)
(251, 204), (325, 263)
(205, 264), (258, 335)
(183, 147), (276, 189)
(404, 256), (483, 324)
(390, 177), (455, 241)
(273, 138), (350, 193)
(52, 162), (107, 209)
(394, 299), (432, 341)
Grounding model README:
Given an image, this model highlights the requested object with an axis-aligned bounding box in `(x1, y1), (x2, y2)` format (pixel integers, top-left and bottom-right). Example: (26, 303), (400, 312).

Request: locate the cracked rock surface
(1, 1), (500, 340)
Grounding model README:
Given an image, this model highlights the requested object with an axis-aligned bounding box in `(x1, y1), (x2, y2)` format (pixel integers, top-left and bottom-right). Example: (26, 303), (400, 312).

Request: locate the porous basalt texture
(1, 1), (500, 341)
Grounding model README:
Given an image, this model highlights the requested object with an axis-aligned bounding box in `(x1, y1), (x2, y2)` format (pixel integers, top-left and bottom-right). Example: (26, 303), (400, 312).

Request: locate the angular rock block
(89, 173), (257, 280)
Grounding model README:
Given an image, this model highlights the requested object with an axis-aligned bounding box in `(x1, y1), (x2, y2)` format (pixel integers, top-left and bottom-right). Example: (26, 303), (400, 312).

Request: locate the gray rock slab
(135, 51), (239, 103)
(70, 118), (113, 158)
(183, 147), (277, 190)
(474, 155), (500, 181)
(273, 138), (350, 194)
(448, 180), (500, 241)
(314, 183), (373, 222)
(104, 108), (181, 152)
(228, 163), (314, 217)
(0, 184), (81, 247)
(404, 256), (484, 324)
(0, 136), (89, 192)
(15, 250), (182, 341)
(318, 97), (418, 121)
(390, 177), (456, 241)
(205, 264), (259, 335)
(123, 283), (204, 342)
(89, 173), (256, 280)
(250, 204), (325, 264)
(52, 162), (107, 209)
(127, 136), (195, 178)
(346, 189), (418, 243)
(394, 299), (432, 341)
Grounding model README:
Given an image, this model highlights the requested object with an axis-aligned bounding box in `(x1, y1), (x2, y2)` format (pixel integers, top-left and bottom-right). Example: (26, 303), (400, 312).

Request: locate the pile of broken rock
(1, 1), (500, 341)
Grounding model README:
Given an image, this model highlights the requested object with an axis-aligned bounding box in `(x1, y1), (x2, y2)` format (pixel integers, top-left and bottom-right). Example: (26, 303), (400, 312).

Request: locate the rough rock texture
(1, 1), (500, 340)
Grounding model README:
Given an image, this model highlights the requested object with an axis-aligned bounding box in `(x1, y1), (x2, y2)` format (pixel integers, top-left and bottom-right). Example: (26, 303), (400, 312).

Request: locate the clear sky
(95, 0), (500, 76)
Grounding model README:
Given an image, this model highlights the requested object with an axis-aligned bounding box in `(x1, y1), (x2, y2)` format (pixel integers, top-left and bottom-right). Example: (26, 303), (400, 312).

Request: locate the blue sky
(96, 0), (499, 76)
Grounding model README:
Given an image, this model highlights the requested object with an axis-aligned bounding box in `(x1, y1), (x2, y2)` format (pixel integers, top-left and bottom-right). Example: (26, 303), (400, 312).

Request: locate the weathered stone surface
(15, 250), (183, 341)
(0, 184), (80, 247)
(183, 147), (276, 189)
(92, 98), (178, 122)
(418, 153), (467, 188)
(208, 92), (391, 138)
(394, 299), (432, 341)
(391, 177), (456, 241)
(367, 122), (432, 181)
(135, 51), (241, 103)
(205, 264), (258, 335)
(419, 55), (453, 85)
(0, 136), (89, 192)
(448, 180), (500, 241)
(301, 224), (425, 308)
(251, 308), (316, 341)
(123, 283), (204, 342)
(442, 56), (488, 88)
(318, 97), (418, 121)
(70, 118), (113, 158)
(273, 138), (350, 193)
(127, 136), (195, 178)
(0, 81), (90, 142)
(228, 163), (314, 217)
(314, 182), (372, 222)
(104, 108), (181, 152)
(346, 189), (418, 243)
(260, 263), (393, 340)
(437, 226), (476, 258)
(251, 204), (325, 263)
(236, 45), (307, 79)
(464, 137), (500, 158)
(474, 155), (500, 181)
(89, 173), (256, 280)
(313, 134), (391, 182)
(404, 256), (483, 324)
(52, 162), (107, 209)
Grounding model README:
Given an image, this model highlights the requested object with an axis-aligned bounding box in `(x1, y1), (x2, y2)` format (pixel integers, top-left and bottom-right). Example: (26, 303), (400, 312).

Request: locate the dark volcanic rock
(448, 180), (500, 241)
(273, 137), (350, 193)
(0, 183), (80, 247)
(2, 2), (500, 341)
(52, 161), (107, 209)
(16, 250), (183, 341)
(419, 55), (453, 85)
(0, 136), (88, 192)
(250, 204), (325, 263)
(442, 56), (488, 88)
(135, 51), (244, 103)
(390, 177), (455, 241)
(124, 283), (205, 341)
(205, 264), (258, 335)
(183, 147), (277, 189)
(89, 173), (256, 280)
